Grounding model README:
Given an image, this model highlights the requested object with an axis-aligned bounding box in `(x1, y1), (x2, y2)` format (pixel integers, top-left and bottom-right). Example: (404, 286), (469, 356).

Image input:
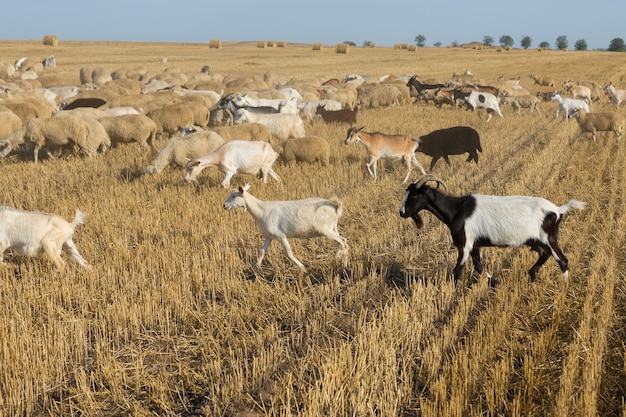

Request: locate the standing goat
(223, 184), (349, 271)
(415, 126), (482, 171)
(399, 176), (586, 281)
(344, 126), (426, 183)
(0, 207), (90, 271)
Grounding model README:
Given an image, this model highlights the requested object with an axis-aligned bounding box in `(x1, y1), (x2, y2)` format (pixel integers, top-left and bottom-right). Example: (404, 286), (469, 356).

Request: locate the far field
(1, 40), (626, 416)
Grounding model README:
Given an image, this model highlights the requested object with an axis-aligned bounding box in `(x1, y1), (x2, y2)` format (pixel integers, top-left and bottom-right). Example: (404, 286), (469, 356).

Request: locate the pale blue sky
(2, 1), (623, 50)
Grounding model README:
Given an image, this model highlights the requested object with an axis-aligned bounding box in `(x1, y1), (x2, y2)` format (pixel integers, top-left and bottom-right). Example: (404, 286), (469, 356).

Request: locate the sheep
(210, 123), (273, 143)
(530, 74), (555, 87)
(234, 108), (305, 141)
(563, 80), (592, 102)
(208, 107), (233, 127)
(280, 136), (330, 165)
(146, 103), (195, 140)
(550, 91), (589, 120)
(602, 82), (626, 108)
(499, 93), (542, 115)
(568, 108), (625, 144)
(457, 90), (503, 122)
(356, 84), (405, 108)
(99, 114), (158, 151)
(0, 116), (94, 162)
(82, 118), (111, 155)
(315, 104), (358, 125)
(415, 126), (482, 171)
(344, 126), (426, 183)
(399, 175), (586, 281)
(145, 130), (224, 174)
(184, 140), (281, 187)
(0, 111), (23, 140)
(223, 183), (348, 271)
(0, 207), (90, 271)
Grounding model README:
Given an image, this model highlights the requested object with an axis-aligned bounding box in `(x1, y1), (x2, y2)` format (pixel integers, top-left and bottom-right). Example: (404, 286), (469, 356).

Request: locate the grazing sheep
(145, 130), (224, 174)
(99, 114), (158, 151)
(530, 74), (555, 87)
(211, 123), (273, 143)
(550, 91), (589, 120)
(0, 111), (23, 140)
(280, 136), (330, 165)
(208, 107), (233, 127)
(146, 103), (195, 139)
(223, 183), (348, 271)
(0, 116), (93, 162)
(184, 140), (281, 187)
(500, 94), (542, 115)
(1, 101), (39, 124)
(82, 118), (111, 155)
(568, 108), (625, 144)
(356, 84), (404, 108)
(415, 126), (482, 170)
(234, 108), (305, 141)
(399, 175), (586, 281)
(563, 80), (592, 102)
(315, 104), (358, 125)
(0, 207), (90, 271)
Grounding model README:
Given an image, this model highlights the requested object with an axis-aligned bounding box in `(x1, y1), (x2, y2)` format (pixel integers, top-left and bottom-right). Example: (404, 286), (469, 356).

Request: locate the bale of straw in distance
(277, 41), (287, 48)
(257, 41), (266, 48)
(208, 39), (222, 49)
(407, 45), (417, 52)
(43, 35), (58, 47)
(267, 41), (276, 47)
(335, 43), (350, 54)
(312, 43), (323, 51)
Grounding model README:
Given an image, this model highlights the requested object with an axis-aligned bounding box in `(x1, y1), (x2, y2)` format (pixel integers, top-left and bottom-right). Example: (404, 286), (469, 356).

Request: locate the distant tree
(343, 41), (356, 46)
(451, 40), (459, 47)
(556, 35), (568, 50)
(483, 35), (494, 46)
(608, 38), (626, 52)
(434, 41), (442, 47)
(539, 41), (550, 49)
(499, 35), (514, 47)
(414, 34), (426, 47)
(520, 36), (532, 49)
(574, 39), (587, 51)
(362, 41), (373, 47)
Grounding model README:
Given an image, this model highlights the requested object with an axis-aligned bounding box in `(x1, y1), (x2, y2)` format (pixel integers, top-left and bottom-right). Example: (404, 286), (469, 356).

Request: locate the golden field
(1, 40), (626, 416)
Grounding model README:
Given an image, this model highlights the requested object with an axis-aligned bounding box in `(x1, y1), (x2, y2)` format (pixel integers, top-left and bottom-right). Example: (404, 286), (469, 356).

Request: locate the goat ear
(240, 183), (250, 193)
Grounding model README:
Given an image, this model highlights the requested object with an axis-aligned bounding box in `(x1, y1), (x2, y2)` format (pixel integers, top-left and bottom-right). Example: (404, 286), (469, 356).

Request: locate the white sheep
(0, 207), (90, 271)
(500, 94), (542, 115)
(223, 183), (349, 271)
(146, 103), (196, 139)
(211, 123), (273, 143)
(99, 114), (158, 151)
(568, 108), (625, 144)
(280, 136), (330, 165)
(234, 108), (305, 141)
(0, 111), (23, 140)
(356, 84), (405, 109)
(550, 91), (589, 120)
(82, 118), (111, 155)
(184, 140), (281, 187)
(603, 82), (626, 108)
(145, 130), (224, 174)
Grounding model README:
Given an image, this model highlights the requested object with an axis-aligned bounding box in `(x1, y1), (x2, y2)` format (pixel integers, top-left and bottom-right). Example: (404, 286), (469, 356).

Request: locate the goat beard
(411, 213), (424, 229)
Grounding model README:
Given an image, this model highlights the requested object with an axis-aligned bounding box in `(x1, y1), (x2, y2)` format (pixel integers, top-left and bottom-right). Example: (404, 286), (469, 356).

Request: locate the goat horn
(413, 175), (448, 191)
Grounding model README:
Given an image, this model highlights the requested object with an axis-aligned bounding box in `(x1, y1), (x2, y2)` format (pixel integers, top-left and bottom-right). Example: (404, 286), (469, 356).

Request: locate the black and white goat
(399, 176), (586, 281)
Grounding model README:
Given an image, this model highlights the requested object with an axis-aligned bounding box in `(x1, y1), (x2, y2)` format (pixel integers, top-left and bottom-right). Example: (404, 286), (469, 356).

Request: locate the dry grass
(1, 40), (626, 416)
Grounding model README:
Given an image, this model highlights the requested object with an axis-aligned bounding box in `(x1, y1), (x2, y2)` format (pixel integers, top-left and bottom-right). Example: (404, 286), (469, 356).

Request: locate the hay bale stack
(407, 45), (417, 52)
(277, 41), (287, 48)
(257, 41), (266, 48)
(208, 39), (223, 49)
(312, 43), (323, 51)
(42, 35), (58, 47)
(335, 43), (350, 54)
(266, 41), (276, 47)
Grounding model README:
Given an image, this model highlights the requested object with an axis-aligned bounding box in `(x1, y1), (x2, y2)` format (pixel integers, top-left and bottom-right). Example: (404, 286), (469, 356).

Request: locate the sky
(2, 1), (624, 51)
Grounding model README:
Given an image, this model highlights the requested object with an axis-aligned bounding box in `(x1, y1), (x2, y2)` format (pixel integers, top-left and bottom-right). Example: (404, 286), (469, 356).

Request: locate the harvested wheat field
(1, 40), (626, 416)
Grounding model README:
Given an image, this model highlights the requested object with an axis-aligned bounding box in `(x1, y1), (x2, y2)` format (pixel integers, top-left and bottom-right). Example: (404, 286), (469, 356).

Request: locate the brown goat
(315, 104), (357, 125)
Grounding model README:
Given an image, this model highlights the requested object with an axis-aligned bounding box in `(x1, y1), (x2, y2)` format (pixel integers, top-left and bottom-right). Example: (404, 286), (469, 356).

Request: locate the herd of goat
(3, 64), (625, 279)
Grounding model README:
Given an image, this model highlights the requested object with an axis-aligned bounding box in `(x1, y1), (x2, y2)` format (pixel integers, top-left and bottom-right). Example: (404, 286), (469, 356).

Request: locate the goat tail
(558, 199), (587, 216)
(327, 196), (343, 217)
(71, 209), (87, 229)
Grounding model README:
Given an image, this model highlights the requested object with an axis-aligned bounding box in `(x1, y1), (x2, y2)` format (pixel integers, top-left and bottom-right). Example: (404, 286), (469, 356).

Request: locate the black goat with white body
(399, 176), (586, 281)
(415, 126), (482, 171)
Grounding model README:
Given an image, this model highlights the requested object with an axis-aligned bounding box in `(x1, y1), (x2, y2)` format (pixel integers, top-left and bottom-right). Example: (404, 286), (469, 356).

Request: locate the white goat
(0, 207), (90, 271)
(463, 91), (503, 122)
(550, 91), (589, 120)
(184, 140), (281, 187)
(603, 82), (626, 108)
(399, 176), (586, 281)
(234, 93), (299, 115)
(223, 183), (349, 271)
(234, 108), (305, 141)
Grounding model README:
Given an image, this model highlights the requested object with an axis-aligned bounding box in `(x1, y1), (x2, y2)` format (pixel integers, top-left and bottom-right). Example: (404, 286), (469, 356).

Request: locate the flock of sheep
(0, 55), (622, 276)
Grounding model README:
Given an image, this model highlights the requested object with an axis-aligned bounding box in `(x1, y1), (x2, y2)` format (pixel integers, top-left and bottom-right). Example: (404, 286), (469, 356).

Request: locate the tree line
(410, 34), (626, 51)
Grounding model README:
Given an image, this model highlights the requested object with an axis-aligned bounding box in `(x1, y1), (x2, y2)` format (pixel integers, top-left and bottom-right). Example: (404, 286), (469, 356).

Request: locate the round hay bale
(42, 35), (58, 47)
(407, 45), (417, 52)
(208, 39), (223, 49)
(267, 41), (276, 47)
(335, 43), (350, 54)
(257, 41), (267, 48)
(312, 43), (323, 51)
(277, 41), (287, 48)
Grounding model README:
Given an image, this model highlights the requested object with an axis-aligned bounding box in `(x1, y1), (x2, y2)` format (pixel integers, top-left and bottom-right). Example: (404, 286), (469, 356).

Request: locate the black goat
(415, 126), (482, 171)
(406, 76), (447, 96)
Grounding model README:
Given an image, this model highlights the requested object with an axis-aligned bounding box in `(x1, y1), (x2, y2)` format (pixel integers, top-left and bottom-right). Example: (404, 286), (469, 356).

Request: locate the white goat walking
(551, 91), (589, 120)
(223, 184), (349, 271)
(0, 207), (90, 271)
